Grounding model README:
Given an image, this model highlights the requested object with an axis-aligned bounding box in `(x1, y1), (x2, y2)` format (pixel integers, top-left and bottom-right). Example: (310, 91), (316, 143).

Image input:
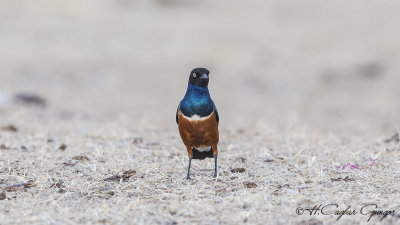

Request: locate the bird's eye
(193, 73), (197, 77)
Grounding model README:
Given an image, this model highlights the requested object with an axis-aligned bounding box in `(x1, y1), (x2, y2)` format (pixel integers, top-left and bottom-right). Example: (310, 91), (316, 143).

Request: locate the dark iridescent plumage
(176, 84), (219, 123)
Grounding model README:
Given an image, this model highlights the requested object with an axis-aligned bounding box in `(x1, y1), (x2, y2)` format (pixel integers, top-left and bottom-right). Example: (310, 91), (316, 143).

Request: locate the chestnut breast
(177, 110), (219, 148)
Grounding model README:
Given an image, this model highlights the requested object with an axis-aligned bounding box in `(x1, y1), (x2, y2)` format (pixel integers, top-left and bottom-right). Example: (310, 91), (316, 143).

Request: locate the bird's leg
(186, 146), (193, 180)
(187, 157), (192, 180)
(213, 156), (218, 178)
(212, 145), (218, 178)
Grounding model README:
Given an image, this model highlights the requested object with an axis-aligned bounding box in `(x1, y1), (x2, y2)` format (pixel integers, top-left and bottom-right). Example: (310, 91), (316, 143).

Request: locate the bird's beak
(201, 74), (209, 79)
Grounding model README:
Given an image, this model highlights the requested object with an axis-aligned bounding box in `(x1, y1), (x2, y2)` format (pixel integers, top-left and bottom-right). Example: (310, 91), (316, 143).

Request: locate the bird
(176, 68), (219, 179)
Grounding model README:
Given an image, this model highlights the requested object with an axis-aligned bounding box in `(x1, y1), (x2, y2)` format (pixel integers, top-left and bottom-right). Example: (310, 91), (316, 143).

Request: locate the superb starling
(176, 68), (219, 179)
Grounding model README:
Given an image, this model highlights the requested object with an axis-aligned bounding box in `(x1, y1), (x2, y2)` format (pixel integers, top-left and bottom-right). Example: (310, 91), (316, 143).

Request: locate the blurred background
(1, 0), (400, 135)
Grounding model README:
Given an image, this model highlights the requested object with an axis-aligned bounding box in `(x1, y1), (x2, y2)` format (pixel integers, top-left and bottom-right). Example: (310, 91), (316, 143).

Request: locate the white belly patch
(194, 146), (212, 152)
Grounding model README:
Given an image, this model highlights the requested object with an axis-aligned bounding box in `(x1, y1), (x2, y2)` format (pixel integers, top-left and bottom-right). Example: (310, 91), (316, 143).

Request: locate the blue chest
(179, 85), (214, 118)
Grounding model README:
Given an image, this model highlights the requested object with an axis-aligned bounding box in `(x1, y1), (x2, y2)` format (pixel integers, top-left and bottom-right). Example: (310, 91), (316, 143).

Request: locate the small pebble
(243, 182), (257, 188)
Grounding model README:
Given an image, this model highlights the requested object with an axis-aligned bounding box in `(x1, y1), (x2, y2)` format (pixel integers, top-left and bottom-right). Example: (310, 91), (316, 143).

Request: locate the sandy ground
(1, 0), (400, 224)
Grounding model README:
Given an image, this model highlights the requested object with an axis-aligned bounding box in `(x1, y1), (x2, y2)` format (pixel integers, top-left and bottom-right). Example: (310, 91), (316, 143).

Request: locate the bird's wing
(213, 105), (219, 125)
(176, 103), (180, 124)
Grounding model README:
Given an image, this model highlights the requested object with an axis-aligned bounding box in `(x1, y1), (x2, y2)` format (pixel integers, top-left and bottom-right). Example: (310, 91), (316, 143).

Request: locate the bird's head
(189, 68), (210, 88)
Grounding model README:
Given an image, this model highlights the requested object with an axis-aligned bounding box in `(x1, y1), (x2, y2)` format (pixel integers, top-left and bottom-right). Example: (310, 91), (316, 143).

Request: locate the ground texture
(1, 1), (400, 224)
